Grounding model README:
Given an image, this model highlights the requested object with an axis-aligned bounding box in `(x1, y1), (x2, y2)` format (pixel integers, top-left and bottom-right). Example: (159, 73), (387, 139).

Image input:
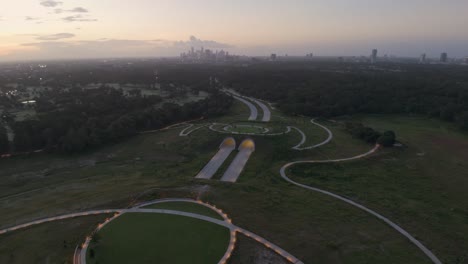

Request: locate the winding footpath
(280, 144), (442, 264)
(290, 119), (333, 150)
(0, 199), (303, 264)
(179, 123), (209, 136)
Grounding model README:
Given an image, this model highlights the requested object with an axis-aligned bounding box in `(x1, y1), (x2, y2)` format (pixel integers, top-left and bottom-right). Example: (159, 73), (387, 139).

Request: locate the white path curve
(250, 98), (271, 122)
(291, 119), (333, 150)
(209, 123), (291, 136)
(280, 145), (442, 264)
(0, 199), (303, 264)
(179, 123), (208, 136)
(232, 95), (258, 121)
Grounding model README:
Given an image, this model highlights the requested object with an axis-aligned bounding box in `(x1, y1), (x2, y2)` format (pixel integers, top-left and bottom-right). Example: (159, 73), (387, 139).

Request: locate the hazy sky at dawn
(1, 0), (467, 61)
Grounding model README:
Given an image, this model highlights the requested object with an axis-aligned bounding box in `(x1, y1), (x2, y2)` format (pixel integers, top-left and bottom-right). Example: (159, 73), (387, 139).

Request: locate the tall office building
(420, 53), (426, 63)
(371, 49), (378, 63)
(440, 52), (448, 63)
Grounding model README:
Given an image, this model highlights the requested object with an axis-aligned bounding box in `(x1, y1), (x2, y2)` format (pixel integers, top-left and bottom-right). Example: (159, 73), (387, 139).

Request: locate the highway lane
(232, 95), (258, 121)
(251, 98), (271, 122)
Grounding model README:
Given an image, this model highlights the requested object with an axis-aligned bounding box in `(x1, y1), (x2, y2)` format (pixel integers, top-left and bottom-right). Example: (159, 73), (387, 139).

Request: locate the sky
(0, 0), (467, 61)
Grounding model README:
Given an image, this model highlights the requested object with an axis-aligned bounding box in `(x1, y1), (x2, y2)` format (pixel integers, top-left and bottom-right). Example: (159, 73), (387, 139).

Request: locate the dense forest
(8, 87), (231, 154)
(0, 126), (8, 155)
(222, 62), (468, 130)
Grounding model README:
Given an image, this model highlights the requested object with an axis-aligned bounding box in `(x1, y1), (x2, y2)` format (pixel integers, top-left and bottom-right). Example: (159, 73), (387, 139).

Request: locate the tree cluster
(345, 122), (396, 147)
(221, 62), (468, 131)
(11, 87), (232, 154)
(0, 126), (8, 154)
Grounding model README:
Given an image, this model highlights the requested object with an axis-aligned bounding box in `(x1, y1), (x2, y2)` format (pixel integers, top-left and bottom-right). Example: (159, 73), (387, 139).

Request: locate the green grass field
(1, 99), (467, 263)
(86, 213), (230, 264)
(0, 215), (109, 264)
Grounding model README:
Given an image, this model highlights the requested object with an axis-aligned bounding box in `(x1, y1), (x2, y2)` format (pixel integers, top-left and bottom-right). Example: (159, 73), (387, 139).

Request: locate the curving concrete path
(232, 95), (258, 121)
(280, 145), (442, 264)
(179, 123), (208, 136)
(291, 119), (333, 150)
(221, 139), (256, 183)
(209, 123), (291, 137)
(250, 98), (271, 122)
(196, 138), (237, 180)
(0, 199), (303, 264)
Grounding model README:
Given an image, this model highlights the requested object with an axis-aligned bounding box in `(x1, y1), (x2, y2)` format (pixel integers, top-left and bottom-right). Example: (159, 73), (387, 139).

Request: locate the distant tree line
(221, 62), (468, 131)
(0, 126), (9, 154)
(9, 87), (232, 154)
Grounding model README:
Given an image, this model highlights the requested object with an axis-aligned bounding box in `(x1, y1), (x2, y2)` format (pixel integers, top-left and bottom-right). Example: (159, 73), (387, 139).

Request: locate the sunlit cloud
(25, 16), (41, 21)
(7, 36), (232, 60)
(62, 15), (97, 22)
(40, 0), (63, 7)
(36, 33), (75, 41)
(174, 36), (233, 49)
(54, 7), (89, 14)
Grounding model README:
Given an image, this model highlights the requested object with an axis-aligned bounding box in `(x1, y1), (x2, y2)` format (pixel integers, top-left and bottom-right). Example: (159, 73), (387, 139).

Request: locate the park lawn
(142, 201), (224, 220)
(87, 213), (230, 264)
(0, 215), (109, 264)
(1, 93), (466, 264)
(287, 115), (468, 264)
(230, 124), (265, 134)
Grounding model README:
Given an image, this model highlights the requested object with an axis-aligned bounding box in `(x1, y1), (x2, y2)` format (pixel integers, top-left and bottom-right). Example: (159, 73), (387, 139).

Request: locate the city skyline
(1, 0), (468, 61)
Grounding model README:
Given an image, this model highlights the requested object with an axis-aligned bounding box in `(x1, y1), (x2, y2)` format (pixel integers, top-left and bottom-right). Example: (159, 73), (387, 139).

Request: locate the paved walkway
(221, 139), (255, 183)
(0, 199), (303, 264)
(251, 98), (271, 122)
(280, 145), (442, 264)
(196, 138), (236, 180)
(179, 123), (208, 136)
(232, 95), (258, 121)
(209, 123), (291, 136)
(290, 119), (333, 150)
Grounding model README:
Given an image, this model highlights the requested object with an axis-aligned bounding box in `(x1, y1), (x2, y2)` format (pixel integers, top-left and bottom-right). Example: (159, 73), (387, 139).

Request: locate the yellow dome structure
(239, 139), (255, 151)
(220, 137), (236, 149)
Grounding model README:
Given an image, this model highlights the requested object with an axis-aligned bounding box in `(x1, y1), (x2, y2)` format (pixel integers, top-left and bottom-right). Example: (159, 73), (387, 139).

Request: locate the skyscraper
(371, 49), (378, 64)
(420, 53), (426, 63)
(440, 52), (448, 63)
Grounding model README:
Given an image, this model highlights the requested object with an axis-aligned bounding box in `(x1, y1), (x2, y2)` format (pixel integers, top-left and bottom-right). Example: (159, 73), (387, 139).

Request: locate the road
(232, 95), (258, 121)
(280, 145), (442, 264)
(251, 98), (271, 122)
(221, 139), (255, 183)
(196, 138), (236, 180)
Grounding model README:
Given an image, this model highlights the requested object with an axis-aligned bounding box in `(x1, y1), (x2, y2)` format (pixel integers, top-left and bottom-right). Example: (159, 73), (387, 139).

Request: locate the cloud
(174, 35), (232, 49)
(70, 7), (88, 13)
(4, 36), (232, 61)
(25, 16), (41, 21)
(36, 33), (75, 41)
(40, 0), (63, 7)
(62, 15), (97, 22)
(54, 7), (89, 14)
